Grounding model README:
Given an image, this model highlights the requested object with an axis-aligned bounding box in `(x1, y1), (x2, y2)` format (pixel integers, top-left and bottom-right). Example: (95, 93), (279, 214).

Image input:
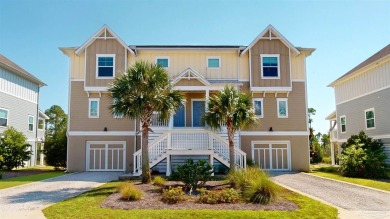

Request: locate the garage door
(86, 141), (126, 171)
(251, 141), (290, 171)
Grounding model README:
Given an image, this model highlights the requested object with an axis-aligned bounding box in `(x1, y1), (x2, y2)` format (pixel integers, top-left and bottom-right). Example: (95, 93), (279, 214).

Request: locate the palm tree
(108, 61), (184, 183)
(204, 86), (258, 171)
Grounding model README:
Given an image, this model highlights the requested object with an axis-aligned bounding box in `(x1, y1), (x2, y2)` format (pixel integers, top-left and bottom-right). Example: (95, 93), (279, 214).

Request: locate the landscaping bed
(102, 181), (298, 211)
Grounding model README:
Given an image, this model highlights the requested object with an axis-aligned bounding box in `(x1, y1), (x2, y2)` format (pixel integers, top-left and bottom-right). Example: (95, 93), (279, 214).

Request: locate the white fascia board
(250, 87), (292, 92)
(240, 131), (309, 136)
(84, 86), (108, 92)
(68, 131), (136, 136)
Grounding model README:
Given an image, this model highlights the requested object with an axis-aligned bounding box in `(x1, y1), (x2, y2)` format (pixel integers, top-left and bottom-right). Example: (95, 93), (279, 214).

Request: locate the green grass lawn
(43, 181), (337, 219)
(310, 166), (390, 192)
(0, 167), (66, 190)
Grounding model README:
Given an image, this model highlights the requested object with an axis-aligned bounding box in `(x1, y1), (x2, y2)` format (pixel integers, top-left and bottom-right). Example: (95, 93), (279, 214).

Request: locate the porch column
(209, 155), (214, 176)
(40, 143), (44, 166)
(205, 89), (209, 111)
(166, 155), (171, 176)
(168, 114), (173, 129)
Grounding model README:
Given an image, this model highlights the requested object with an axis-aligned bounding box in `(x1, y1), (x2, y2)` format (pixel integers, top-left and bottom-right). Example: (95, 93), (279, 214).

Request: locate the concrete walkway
(0, 172), (122, 219)
(271, 172), (390, 219)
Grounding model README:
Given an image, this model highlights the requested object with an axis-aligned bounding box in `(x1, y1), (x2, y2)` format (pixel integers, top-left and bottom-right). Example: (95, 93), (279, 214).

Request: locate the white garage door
(251, 141), (291, 171)
(86, 141), (126, 171)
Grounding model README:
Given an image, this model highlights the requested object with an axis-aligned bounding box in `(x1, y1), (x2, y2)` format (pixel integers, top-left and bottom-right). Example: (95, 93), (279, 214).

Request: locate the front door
(192, 100), (205, 127)
(173, 105), (185, 127)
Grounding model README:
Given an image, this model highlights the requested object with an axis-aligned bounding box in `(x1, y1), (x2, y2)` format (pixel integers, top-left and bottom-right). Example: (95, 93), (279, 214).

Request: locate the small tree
(204, 86), (258, 171)
(43, 105), (67, 169)
(340, 131), (387, 178)
(0, 127), (31, 170)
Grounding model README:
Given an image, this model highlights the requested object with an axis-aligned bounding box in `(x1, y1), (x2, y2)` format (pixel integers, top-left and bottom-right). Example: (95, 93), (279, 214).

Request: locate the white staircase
(133, 130), (246, 176)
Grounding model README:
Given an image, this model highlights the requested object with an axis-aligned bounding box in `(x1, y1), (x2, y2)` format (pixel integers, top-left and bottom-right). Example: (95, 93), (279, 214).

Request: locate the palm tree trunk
(227, 122), (236, 171)
(141, 109), (153, 184)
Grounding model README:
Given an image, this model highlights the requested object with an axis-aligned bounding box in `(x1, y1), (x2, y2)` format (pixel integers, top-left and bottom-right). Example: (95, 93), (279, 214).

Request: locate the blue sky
(0, 0), (389, 134)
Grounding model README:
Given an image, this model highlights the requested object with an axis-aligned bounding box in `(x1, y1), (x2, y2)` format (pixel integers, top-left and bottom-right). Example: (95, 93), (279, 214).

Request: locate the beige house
(60, 25), (314, 174)
(327, 44), (390, 165)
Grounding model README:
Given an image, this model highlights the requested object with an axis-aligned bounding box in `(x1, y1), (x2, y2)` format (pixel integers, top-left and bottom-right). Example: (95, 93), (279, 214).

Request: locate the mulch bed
(101, 181), (299, 211)
(1, 170), (47, 179)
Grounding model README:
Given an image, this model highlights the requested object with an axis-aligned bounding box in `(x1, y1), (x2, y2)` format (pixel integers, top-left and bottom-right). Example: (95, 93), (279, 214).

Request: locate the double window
(365, 108), (375, 129)
(340, 116), (346, 133)
(261, 54), (280, 78)
(96, 54), (115, 78)
(277, 98), (288, 118)
(207, 57), (220, 69)
(253, 98), (263, 118)
(156, 57), (169, 68)
(89, 98), (100, 118)
(28, 115), (34, 132)
(0, 108), (8, 127)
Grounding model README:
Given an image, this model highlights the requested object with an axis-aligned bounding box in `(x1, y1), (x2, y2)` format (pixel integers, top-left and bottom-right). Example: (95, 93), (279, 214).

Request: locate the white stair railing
(209, 132), (246, 168)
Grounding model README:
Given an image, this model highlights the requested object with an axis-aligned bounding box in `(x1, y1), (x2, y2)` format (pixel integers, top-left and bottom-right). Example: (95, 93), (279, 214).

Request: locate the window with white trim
(28, 115), (34, 132)
(156, 57), (169, 68)
(0, 108), (8, 127)
(89, 98), (100, 118)
(365, 108), (375, 129)
(96, 54), (115, 78)
(277, 98), (288, 118)
(38, 119), (45, 130)
(253, 98), (263, 118)
(207, 57), (220, 68)
(261, 54), (280, 78)
(340, 116), (346, 133)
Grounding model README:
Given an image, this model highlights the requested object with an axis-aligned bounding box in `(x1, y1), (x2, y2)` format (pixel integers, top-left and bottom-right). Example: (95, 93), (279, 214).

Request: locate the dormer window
(96, 54), (115, 78)
(261, 54), (280, 79)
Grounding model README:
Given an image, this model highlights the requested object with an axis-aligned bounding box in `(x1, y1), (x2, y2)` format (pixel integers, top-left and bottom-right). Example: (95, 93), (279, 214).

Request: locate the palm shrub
(204, 86), (258, 171)
(109, 61), (184, 183)
(340, 131), (387, 178)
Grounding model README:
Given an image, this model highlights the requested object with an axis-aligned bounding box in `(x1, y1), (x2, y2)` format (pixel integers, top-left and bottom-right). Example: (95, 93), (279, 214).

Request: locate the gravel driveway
(0, 172), (122, 219)
(271, 172), (390, 219)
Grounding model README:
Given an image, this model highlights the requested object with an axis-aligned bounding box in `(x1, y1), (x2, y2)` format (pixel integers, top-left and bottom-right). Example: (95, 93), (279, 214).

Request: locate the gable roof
(241, 25), (300, 56)
(75, 24), (135, 55)
(0, 53), (45, 86)
(171, 67), (210, 86)
(329, 44), (390, 87)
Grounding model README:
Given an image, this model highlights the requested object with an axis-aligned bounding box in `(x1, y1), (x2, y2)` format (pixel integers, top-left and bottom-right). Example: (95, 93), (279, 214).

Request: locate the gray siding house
(0, 54), (47, 167)
(327, 44), (390, 165)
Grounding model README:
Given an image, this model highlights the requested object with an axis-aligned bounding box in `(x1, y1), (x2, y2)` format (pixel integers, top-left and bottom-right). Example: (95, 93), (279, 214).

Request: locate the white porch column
(205, 89), (209, 111)
(40, 143), (44, 166)
(168, 114), (174, 129)
(166, 155), (171, 176)
(209, 155), (214, 176)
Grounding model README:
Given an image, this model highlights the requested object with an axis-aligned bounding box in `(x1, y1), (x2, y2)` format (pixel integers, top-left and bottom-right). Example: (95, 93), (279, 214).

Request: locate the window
(96, 54), (115, 78)
(261, 54), (280, 78)
(28, 115), (34, 132)
(365, 108), (375, 129)
(0, 108), (8, 127)
(207, 57), (220, 68)
(156, 57), (169, 68)
(253, 98), (263, 118)
(340, 116), (346, 133)
(38, 119), (44, 130)
(89, 98), (100, 118)
(277, 98), (288, 118)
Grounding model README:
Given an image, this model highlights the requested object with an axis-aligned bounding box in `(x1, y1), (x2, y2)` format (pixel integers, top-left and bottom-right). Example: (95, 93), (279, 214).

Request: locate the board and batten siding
(335, 59), (390, 105)
(336, 87), (390, 140)
(0, 67), (39, 103)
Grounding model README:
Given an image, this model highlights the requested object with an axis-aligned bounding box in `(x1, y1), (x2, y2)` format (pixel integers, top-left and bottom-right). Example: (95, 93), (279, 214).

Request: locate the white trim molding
(251, 140), (291, 171)
(84, 87), (108, 92)
(68, 131), (136, 136)
(240, 131), (309, 136)
(250, 87), (292, 92)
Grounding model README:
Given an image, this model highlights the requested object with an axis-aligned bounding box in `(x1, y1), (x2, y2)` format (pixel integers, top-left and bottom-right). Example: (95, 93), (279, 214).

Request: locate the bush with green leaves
(118, 182), (142, 201)
(170, 159), (213, 191)
(161, 186), (186, 204)
(340, 131), (387, 179)
(0, 127), (31, 170)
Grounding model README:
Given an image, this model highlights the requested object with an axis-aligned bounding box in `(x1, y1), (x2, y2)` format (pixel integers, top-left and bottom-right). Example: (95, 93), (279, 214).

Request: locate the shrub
(161, 186), (186, 204)
(340, 131), (388, 179)
(153, 176), (166, 187)
(197, 188), (241, 204)
(322, 157), (331, 164)
(243, 176), (278, 204)
(170, 159), (213, 191)
(0, 171), (3, 179)
(118, 182), (142, 201)
(0, 127), (31, 170)
(311, 140), (323, 163)
(226, 167), (265, 190)
(246, 159), (255, 167)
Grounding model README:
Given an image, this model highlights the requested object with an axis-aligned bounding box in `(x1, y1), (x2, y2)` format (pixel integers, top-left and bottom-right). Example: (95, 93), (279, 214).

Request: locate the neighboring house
(60, 24), (314, 174)
(0, 54), (47, 167)
(327, 44), (390, 165)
